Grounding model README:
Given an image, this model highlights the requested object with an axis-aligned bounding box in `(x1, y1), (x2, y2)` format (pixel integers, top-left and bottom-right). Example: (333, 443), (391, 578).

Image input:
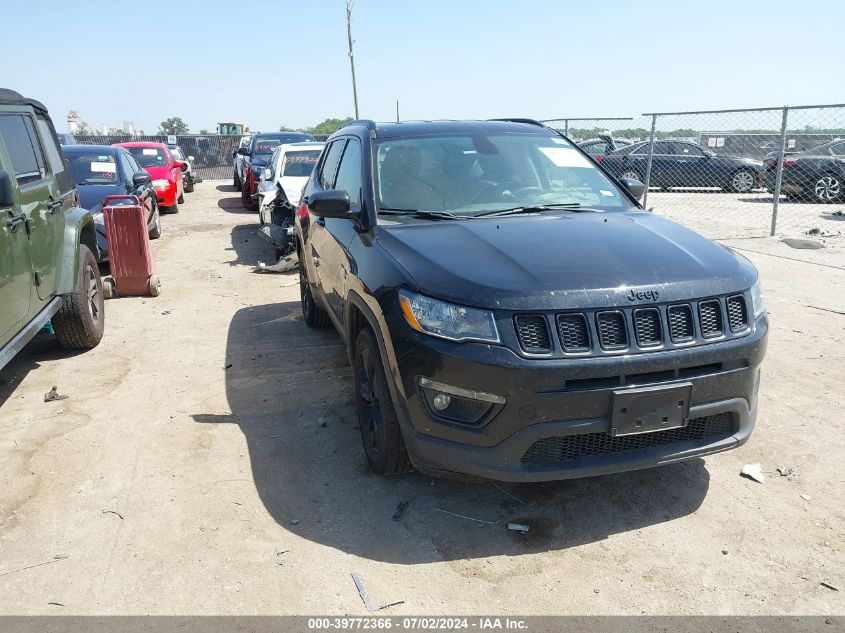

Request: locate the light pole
(346, 1), (359, 119)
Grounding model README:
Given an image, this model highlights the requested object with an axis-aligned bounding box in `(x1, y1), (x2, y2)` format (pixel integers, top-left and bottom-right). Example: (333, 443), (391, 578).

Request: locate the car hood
(376, 211), (757, 310)
(143, 165), (173, 180)
(278, 176), (308, 205)
(76, 183), (127, 213)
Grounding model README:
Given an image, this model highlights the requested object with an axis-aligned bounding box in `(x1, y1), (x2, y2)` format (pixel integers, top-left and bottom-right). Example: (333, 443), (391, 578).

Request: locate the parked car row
(576, 134), (844, 202)
(234, 131), (316, 211)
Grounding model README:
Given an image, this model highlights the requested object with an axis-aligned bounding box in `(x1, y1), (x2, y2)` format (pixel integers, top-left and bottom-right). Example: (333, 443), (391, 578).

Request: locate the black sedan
(601, 140), (763, 193)
(763, 139), (845, 202)
(62, 144), (161, 261)
(578, 135), (631, 162)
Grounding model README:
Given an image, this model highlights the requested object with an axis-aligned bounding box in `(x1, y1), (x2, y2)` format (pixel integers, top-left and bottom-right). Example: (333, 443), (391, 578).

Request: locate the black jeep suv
(295, 119), (768, 482)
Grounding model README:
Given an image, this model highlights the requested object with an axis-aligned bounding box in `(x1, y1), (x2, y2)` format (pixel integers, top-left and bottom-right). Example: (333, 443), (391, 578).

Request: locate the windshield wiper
(378, 208), (463, 220)
(476, 203), (585, 217)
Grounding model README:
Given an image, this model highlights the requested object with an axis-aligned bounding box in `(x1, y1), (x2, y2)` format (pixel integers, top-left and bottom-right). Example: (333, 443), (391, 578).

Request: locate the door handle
(5, 212), (26, 232)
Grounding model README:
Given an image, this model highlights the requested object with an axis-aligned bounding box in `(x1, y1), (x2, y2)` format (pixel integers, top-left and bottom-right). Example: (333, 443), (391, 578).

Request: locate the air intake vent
(514, 315), (552, 353)
(699, 300), (723, 338)
(556, 313), (590, 352)
(667, 304), (694, 343)
(726, 295), (748, 332)
(633, 308), (662, 347)
(596, 311), (628, 350)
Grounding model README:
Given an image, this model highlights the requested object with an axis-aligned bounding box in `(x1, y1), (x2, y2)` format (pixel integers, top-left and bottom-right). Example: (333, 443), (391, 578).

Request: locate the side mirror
(188, 155), (195, 162)
(619, 177), (646, 201)
(308, 189), (352, 218)
(0, 169), (14, 207)
(262, 168), (272, 181)
(133, 172), (152, 187)
(172, 160), (187, 170)
(237, 147), (249, 156)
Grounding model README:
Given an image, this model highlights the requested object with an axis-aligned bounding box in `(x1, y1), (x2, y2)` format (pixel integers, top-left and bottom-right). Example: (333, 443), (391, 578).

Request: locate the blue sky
(1, 0), (841, 133)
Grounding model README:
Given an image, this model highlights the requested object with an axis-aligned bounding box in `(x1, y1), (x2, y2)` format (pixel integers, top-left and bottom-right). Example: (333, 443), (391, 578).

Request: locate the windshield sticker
(551, 138), (568, 144)
(539, 147), (592, 168)
(599, 189), (615, 197)
(142, 149), (158, 156)
(286, 155), (318, 164)
(90, 162), (117, 173)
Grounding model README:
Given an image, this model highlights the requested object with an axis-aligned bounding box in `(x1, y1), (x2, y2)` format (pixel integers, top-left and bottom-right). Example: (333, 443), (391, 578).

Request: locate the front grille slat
(699, 300), (724, 338)
(633, 308), (662, 347)
(596, 311), (628, 350)
(726, 295), (748, 332)
(556, 313), (591, 352)
(521, 413), (736, 466)
(667, 304), (694, 342)
(514, 315), (552, 353)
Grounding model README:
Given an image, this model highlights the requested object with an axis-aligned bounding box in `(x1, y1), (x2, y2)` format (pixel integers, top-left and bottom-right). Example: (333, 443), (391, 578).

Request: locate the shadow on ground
(0, 333), (87, 408)
(192, 300), (711, 564)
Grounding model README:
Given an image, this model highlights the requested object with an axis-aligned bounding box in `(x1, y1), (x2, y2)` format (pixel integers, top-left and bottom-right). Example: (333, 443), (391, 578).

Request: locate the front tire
(177, 190), (185, 204)
(814, 174), (842, 203)
(353, 327), (411, 475)
(52, 245), (105, 349)
(299, 259), (330, 328)
(149, 205), (162, 239)
(234, 169), (242, 191)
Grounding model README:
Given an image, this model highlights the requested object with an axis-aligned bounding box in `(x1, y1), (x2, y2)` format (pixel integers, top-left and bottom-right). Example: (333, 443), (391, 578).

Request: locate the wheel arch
(55, 208), (98, 296)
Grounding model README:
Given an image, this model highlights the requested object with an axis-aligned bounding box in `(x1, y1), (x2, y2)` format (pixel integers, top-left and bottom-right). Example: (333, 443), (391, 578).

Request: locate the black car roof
(253, 132), (313, 139)
(339, 119), (556, 139)
(0, 88), (49, 115)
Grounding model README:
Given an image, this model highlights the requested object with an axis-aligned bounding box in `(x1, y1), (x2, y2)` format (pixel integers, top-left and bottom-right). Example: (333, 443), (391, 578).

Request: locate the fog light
(418, 378), (505, 426)
(433, 394), (451, 410)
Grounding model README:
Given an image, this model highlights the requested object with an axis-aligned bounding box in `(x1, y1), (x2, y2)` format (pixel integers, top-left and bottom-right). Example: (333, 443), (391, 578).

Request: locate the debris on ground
(777, 466), (794, 476)
(740, 463), (765, 483)
(508, 522), (530, 533)
(351, 572), (404, 612)
(800, 494), (812, 501)
(0, 556), (68, 578)
(289, 518), (300, 525)
(820, 582), (839, 592)
(782, 238), (824, 250)
(161, 310), (171, 315)
(102, 510), (124, 520)
(807, 228), (837, 237)
(435, 507), (498, 525)
(252, 253), (299, 274)
(47, 602), (65, 607)
(224, 363), (233, 370)
(491, 481), (525, 505)
(392, 501), (409, 521)
(808, 305), (845, 317)
(43, 386), (67, 403)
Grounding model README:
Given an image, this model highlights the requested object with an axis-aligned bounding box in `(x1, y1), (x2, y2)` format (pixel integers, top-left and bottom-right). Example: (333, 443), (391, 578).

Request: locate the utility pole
(346, 1), (359, 119)
(396, 100), (399, 122)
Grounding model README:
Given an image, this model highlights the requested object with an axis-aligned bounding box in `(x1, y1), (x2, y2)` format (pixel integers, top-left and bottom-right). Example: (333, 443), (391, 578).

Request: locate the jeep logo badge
(627, 288), (660, 302)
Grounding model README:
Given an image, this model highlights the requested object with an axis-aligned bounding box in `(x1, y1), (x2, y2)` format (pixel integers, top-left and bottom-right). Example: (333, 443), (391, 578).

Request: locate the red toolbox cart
(102, 195), (161, 298)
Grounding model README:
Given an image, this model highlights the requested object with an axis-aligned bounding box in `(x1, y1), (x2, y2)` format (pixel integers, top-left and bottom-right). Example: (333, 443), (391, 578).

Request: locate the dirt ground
(0, 182), (843, 616)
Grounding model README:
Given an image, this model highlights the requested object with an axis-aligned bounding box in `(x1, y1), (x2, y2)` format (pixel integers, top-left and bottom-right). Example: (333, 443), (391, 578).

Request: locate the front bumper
(384, 306), (767, 482)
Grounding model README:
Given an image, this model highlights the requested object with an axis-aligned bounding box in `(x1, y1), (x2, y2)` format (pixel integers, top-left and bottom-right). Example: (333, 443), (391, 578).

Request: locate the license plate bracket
(611, 383), (693, 437)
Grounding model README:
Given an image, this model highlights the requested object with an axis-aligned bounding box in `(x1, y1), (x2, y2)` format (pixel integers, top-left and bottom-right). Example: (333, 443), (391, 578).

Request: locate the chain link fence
(73, 134), (242, 181)
(544, 105), (845, 239)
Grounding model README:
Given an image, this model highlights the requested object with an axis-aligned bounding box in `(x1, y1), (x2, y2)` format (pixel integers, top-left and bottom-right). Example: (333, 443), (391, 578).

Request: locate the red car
(114, 142), (185, 212)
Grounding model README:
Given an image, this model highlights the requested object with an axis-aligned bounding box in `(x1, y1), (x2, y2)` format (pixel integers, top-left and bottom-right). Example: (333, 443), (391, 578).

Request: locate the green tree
(279, 124), (302, 132)
(158, 116), (190, 135)
(75, 121), (96, 136)
(305, 117), (354, 136)
(199, 129), (209, 134)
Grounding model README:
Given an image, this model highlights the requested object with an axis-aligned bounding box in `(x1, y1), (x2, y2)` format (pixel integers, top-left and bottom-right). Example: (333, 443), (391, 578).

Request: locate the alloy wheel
(86, 263), (100, 322)
(815, 175), (841, 201)
(357, 346), (381, 456)
(732, 171), (755, 193)
(620, 170), (642, 181)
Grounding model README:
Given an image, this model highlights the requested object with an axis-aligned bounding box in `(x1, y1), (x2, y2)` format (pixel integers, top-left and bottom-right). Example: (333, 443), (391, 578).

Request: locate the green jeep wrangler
(0, 89), (104, 371)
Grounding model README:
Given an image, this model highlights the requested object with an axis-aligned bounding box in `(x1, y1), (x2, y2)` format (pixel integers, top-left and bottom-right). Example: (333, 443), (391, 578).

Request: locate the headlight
(398, 290), (499, 343)
(750, 278), (765, 318)
(151, 179), (170, 190)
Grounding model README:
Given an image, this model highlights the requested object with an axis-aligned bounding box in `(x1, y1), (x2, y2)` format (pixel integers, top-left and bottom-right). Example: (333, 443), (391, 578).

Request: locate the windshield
(66, 152), (119, 185)
(127, 147), (168, 168)
(281, 150), (321, 177)
(254, 134), (314, 155)
(373, 133), (633, 220)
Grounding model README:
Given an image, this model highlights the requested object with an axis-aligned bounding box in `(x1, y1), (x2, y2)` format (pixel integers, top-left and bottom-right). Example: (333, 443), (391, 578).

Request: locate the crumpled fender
(55, 206), (98, 296)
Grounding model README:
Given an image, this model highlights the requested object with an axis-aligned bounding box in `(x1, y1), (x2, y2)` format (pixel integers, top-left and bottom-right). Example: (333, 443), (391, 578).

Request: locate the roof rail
(488, 118), (545, 127)
(338, 119), (377, 131)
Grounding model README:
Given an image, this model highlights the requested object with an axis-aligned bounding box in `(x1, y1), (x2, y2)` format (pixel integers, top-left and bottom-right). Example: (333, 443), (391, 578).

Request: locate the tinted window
(65, 151), (119, 185)
(36, 117), (64, 177)
(118, 152), (136, 183)
(676, 143), (705, 157)
(0, 114), (46, 184)
(126, 146), (168, 168)
(580, 141), (607, 157)
(333, 139), (362, 206)
(125, 152), (142, 174)
(319, 140), (346, 189)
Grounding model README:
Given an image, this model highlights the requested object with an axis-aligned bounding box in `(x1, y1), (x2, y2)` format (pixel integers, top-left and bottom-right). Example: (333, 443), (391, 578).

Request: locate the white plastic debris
(777, 466), (793, 476)
(252, 252), (299, 274)
(507, 522), (530, 533)
(740, 463), (765, 483)
(800, 494), (812, 501)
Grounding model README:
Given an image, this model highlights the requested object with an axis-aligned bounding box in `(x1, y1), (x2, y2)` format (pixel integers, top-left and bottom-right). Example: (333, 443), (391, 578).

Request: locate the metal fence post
(564, 119), (569, 136)
(769, 106), (790, 236)
(642, 114), (657, 210)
